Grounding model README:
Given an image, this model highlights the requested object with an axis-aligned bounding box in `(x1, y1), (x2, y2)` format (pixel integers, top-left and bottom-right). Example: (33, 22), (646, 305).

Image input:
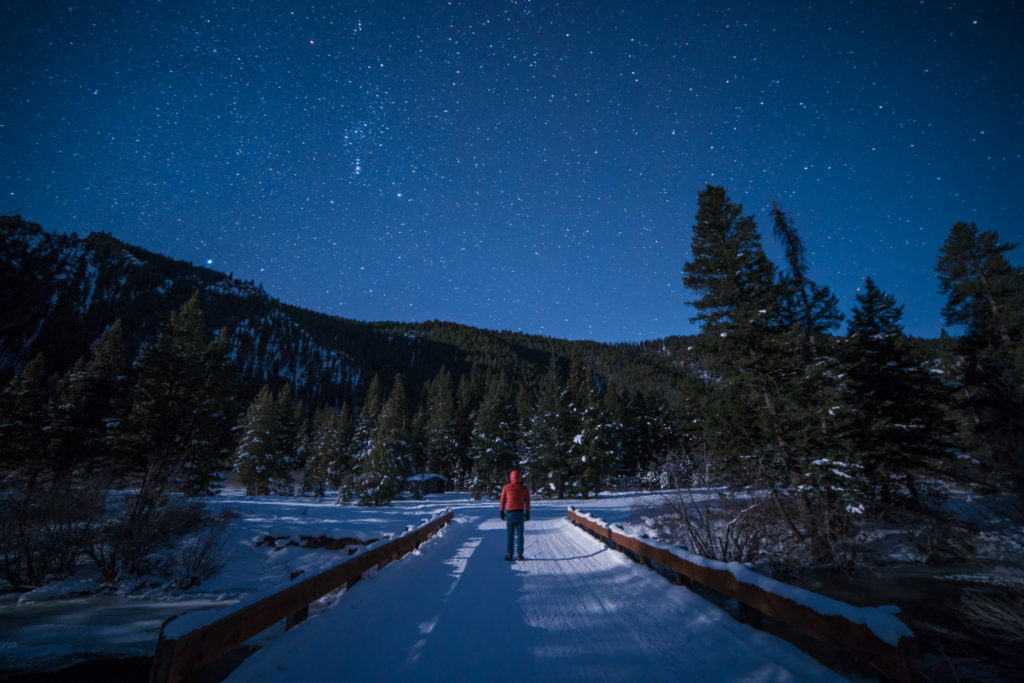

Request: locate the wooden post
(738, 602), (763, 629)
(285, 605), (309, 630)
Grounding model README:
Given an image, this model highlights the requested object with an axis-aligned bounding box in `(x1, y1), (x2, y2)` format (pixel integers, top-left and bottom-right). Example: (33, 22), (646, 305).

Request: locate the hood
(509, 470), (522, 484)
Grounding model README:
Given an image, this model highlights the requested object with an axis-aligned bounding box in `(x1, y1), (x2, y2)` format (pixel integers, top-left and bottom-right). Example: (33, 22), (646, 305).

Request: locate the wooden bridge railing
(568, 506), (916, 683)
(149, 508), (454, 683)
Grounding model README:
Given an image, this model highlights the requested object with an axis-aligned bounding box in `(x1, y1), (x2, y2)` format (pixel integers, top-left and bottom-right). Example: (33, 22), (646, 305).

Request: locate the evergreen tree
(681, 186), (850, 560)
(0, 354), (51, 478)
(304, 405), (331, 497)
(355, 374), (411, 505)
(234, 384), (290, 495)
(521, 359), (572, 498)
(293, 413), (311, 473)
(467, 374), (518, 498)
(453, 366), (487, 488)
(349, 374), (383, 469)
(272, 384), (305, 480)
(422, 366), (459, 479)
(937, 222), (1023, 344)
(407, 387), (429, 476)
(603, 386), (635, 476)
(274, 384), (296, 465)
(767, 205), (851, 554)
(936, 222), (1024, 493)
(613, 387), (680, 480)
(567, 361), (620, 498)
(515, 385), (533, 434)
(303, 405), (348, 497)
(683, 185), (779, 345)
(682, 186), (788, 477)
(842, 278), (951, 507)
(331, 403), (354, 484)
(44, 321), (129, 494)
(771, 202), (844, 353)
(116, 293), (237, 498)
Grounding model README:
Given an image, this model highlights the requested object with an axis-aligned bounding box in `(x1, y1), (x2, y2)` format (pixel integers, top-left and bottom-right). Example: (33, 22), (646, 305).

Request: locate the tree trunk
(974, 259), (1012, 344)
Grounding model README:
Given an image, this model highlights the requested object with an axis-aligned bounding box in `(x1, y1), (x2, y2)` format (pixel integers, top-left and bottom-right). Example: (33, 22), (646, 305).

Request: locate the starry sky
(2, 1), (1022, 342)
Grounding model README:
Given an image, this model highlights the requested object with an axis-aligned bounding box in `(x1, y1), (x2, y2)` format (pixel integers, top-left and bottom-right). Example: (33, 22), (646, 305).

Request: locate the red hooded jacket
(500, 470), (530, 514)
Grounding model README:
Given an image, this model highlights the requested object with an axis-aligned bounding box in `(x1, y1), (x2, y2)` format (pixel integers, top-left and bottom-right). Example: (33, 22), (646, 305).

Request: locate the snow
(2, 491), (850, 680)
(16, 578), (100, 605)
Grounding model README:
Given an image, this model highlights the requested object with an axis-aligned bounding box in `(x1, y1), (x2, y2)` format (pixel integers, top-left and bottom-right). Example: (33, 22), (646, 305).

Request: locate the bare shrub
(636, 447), (802, 573)
(84, 493), (219, 582)
(173, 525), (227, 589)
(35, 484), (107, 580)
(0, 480), (107, 588)
(645, 488), (799, 569)
(960, 591), (1024, 645)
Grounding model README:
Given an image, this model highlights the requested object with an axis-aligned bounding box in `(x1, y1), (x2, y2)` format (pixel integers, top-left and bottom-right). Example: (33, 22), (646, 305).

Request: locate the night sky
(3, 1), (1022, 342)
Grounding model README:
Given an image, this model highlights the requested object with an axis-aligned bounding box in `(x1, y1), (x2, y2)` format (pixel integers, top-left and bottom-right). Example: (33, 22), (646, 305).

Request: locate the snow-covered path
(226, 500), (845, 682)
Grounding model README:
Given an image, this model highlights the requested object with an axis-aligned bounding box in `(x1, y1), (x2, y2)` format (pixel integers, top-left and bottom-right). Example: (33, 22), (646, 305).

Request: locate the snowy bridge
(153, 499), (880, 682)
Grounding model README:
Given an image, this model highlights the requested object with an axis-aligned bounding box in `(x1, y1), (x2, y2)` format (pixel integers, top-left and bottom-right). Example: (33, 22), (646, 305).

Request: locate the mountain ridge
(0, 215), (698, 408)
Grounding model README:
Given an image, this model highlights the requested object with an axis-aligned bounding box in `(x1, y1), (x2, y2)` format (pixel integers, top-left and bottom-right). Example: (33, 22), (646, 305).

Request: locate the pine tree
(407, 389), (429, 476)
(274, 384), (296, 465)
(331, 403), (353, 485)
(0, 353), (49, 468)
(303, 405), (336, 497)
(234, 384), (289, 496)
(116, 292), (237, 498)
(515, 385), (533, 434)
(293, 413), (311, 473)
(842, 278), (951, 508)
(304, 405), (331, 497)
(936, 222), (1024, 493)
(304, 403), (354, 497)
(0, 354), (63, 585)
(453, 366), (487, 488)
(683, 185), (779, 347)
(468, 374), (518, 498)
(681, 186), (852, 560)
(355, 374), (411, 505)
(937, 222), (1023, 344)
(48, 321), (129, 483)
(422, 366), (459, 479)
(349, 374), (383, 465)
(567, 361), (620, 498)
(682, 186), (788, 476)
(521, 359), (572, 498)
(771, 202), (844, 353)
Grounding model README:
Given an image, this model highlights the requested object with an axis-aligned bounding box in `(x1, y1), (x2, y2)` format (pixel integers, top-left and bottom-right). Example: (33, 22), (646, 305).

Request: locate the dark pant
(505, 510), (525, 556)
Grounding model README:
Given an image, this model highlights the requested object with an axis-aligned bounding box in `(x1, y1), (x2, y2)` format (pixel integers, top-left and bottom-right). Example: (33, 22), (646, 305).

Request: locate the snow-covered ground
(1, 490), (846, 681)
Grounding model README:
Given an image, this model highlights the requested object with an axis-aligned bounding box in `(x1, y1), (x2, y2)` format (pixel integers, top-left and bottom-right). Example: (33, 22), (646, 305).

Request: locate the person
(499, 469), (530, 561)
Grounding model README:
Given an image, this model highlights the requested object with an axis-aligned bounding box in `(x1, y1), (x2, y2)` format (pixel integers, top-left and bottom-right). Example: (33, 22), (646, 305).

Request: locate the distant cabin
(407, 473), (447, 496)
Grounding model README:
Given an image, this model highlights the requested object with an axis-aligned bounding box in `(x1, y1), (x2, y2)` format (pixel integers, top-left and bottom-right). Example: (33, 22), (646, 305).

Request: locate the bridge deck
(226, 501), (844, 682)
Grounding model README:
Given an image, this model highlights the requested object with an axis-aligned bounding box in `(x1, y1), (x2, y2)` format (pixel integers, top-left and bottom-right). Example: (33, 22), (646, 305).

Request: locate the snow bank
(569, 506), (913, 647)
(17, 578), (100, 605)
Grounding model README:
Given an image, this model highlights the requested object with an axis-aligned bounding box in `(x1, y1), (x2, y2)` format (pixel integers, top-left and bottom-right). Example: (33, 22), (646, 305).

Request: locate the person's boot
(505, 554), (513, 561)
(517, 553), (525, 561)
